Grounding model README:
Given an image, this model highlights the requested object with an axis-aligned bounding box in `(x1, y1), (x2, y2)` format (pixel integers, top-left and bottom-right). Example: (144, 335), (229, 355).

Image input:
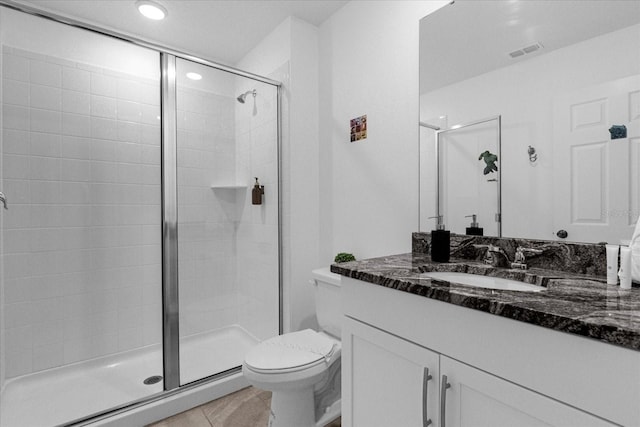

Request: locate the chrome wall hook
(0, 192), (7, 210)
(528, 145), (538, 163)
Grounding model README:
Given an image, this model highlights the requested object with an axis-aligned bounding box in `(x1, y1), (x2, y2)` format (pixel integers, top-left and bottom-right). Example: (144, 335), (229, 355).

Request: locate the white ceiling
(420, 0), (640, 93)
(9, 0), (348, 65)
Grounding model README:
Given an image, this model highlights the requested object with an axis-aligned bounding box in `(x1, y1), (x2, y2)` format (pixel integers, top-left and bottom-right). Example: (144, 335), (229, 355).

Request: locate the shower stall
(0, 5), (281, 427)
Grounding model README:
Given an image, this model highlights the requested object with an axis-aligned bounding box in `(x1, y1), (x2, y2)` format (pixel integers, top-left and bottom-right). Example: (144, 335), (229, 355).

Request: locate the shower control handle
(0, 192), (7, 210)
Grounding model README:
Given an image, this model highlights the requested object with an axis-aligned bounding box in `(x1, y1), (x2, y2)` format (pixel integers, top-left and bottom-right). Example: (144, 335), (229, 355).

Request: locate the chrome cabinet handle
(423, 367), (433, 427)
(440, 374), (451, 427)
(0, 192), (7, 210)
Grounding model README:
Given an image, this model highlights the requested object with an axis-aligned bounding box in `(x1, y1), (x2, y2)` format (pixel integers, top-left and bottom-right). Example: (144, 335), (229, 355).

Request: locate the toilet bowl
(242, 268), (342, 427)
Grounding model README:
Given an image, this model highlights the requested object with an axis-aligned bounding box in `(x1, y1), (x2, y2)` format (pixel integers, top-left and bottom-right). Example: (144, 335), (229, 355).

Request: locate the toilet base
(270, 387), (315, 427)
(315, 398), (341, 427)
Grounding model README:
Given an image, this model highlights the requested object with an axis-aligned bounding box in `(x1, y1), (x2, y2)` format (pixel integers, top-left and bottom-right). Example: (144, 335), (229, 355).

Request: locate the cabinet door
(440, 356), (616, 427)
(343, 316), (440, 427)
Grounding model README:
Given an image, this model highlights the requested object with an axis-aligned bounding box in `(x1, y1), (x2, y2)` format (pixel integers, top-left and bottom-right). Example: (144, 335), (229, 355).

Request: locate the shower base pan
(0, 325), (258, 427)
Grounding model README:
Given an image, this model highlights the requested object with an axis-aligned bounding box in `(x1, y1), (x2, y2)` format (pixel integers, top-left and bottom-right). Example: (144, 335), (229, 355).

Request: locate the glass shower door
(0, 7), (164, 426)
(174, 58), (280, 384)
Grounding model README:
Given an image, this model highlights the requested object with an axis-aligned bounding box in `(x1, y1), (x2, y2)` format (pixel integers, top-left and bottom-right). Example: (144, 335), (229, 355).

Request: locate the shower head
(237, 89), (256, 104)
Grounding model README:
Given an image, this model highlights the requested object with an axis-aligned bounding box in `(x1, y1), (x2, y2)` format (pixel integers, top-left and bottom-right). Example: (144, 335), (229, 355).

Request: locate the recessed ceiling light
(136, 1), (167, 20)
(186, 72), (202, 81)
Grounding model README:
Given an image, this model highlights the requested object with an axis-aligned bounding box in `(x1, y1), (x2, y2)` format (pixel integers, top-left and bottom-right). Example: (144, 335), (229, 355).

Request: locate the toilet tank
(311, 267), (342, 338)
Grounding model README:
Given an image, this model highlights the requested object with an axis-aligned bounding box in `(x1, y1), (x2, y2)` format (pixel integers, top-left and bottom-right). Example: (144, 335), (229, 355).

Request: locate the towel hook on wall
(528, 145), (538, 163)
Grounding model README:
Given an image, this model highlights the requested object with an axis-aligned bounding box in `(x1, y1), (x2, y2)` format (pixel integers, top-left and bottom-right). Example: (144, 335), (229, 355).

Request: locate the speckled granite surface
(412, 232), (607, 275)
(331, 252), (640, 351)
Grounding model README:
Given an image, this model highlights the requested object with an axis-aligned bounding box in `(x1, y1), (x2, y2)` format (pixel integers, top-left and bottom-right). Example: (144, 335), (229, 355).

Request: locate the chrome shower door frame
(161, 54), (284, 390)
(161, 53), (181, 390)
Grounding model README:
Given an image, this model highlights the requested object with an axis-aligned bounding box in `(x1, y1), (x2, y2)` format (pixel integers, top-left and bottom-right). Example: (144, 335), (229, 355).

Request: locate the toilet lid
(245, 329), (337, 372)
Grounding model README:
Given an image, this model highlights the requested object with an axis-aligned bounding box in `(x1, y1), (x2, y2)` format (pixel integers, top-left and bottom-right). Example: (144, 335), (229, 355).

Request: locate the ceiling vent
(509, 42), (544, 59)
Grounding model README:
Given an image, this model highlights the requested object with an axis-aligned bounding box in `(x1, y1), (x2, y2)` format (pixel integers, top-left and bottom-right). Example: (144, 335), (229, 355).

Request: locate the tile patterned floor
(147, 386), (341, 427)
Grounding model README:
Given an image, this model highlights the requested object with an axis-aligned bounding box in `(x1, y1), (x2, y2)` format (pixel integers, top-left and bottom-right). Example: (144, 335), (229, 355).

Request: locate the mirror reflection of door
(553, 75), (640, 243)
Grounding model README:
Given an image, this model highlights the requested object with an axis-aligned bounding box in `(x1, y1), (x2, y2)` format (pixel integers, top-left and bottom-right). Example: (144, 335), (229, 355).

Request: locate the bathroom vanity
(333, 252), (640, 427)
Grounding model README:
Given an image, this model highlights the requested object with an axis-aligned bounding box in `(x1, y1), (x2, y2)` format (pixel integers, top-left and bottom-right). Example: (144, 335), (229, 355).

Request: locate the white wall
(420, 23), (640, 240)
(318, 0), (447, 263)
(237, 16), (321, 332)
(287, 18), (320, 331)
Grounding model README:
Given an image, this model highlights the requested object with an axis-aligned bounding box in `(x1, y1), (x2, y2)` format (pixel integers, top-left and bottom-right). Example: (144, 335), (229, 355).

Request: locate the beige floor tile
(211, 395), (270, 427)
(149, 386), (341, 427)
(147, 407), (211, 427)
(202, 386), (271, 426)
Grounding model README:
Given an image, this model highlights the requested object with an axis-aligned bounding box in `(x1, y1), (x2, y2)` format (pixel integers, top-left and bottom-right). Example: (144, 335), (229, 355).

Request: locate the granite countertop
(331, 252), (640, 352)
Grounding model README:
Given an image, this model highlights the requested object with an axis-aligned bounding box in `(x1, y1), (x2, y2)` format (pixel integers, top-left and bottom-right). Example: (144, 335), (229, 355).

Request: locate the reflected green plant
(479, 150), (498, 175)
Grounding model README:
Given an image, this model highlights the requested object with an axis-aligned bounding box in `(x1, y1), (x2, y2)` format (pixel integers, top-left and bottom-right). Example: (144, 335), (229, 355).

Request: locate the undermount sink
(421, 271), (545, 292)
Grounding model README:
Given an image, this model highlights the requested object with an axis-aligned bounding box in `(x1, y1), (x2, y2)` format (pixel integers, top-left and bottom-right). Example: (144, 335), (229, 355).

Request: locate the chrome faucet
(0, 192), (7, 210)
(511, 246), (543, 270)
(473, 244), (509, 267)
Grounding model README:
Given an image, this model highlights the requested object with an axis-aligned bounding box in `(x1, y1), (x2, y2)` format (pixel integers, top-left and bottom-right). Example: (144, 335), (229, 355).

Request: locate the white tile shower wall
(176, 86), (238, 337)
(235, 82), (280, 341)
(1, 46), (162, 379)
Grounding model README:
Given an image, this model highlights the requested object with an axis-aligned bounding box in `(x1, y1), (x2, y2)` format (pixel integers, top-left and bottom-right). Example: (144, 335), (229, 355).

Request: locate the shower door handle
(0, 192), (7, 210)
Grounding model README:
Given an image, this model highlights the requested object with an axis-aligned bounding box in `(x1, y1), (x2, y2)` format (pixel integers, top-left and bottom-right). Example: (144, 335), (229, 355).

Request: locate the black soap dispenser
(465, 214), (484, 236)
(429, 215), (450, 263)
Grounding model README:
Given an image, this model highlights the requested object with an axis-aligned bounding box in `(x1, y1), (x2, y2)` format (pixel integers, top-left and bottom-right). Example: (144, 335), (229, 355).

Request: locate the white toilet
(242, 267), (342, 427)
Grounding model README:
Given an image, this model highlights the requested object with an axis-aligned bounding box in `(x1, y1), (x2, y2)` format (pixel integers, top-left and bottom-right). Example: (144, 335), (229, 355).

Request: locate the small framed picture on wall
(350, 114), (367, 142)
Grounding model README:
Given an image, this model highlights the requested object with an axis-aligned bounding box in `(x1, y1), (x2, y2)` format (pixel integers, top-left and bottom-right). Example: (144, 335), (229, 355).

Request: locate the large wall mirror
(419, 0), (640, 244)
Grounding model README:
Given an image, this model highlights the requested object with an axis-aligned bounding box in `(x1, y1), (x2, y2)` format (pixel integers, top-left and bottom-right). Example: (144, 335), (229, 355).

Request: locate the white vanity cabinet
(342, 276), (640, 427)
(345, 317), (440, 427)
(344, 317), (615, 427)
